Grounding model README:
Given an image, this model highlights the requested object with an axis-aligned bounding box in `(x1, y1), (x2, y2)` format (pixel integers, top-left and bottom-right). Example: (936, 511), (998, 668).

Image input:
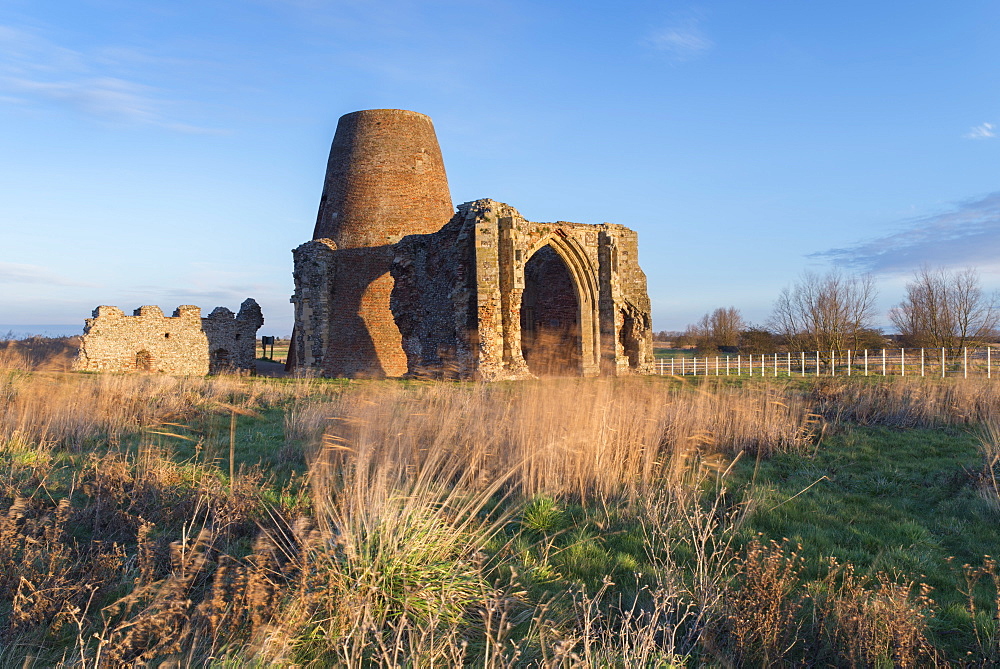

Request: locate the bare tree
(675, 322), (704, 349)
(701, 307), (745, 349)
(770, 270), (879, 354)
(680, 307), (746, 351)
(889, 266), (999, 355)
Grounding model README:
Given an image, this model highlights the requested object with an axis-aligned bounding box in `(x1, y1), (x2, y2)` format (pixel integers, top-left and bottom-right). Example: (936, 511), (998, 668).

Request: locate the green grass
(733, 424), (999, 656)
(653, 346), (696, 359)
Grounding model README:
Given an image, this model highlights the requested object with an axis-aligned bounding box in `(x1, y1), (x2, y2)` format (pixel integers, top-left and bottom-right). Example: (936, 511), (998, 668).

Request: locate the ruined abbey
(74, 299), (263, 375)
(71, 109), (652, 379)
(289, 109), (653, 380)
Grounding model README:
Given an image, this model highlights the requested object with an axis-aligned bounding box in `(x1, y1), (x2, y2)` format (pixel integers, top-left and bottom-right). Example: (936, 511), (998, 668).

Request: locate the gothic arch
(518, 233), (600, 376)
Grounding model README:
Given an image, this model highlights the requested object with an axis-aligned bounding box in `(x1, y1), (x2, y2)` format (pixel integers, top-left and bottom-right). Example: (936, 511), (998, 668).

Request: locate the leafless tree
(679, 307), (745, 351)
(674, 323), (703, 349)
(701, 307), (745, 349)
(769, 270), (879, 354)
(889, 266), (999, 355)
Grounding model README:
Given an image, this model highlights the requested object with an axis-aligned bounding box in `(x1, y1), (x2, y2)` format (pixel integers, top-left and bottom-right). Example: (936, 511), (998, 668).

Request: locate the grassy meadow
(0, 338), (999, 666)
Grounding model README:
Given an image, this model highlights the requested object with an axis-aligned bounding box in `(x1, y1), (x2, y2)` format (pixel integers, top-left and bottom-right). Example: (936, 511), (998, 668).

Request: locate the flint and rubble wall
(203, 299), (265, 373)
(383, 199), (655, 381)
(390, 215), (477, 379)
(74, 299), (263, 375)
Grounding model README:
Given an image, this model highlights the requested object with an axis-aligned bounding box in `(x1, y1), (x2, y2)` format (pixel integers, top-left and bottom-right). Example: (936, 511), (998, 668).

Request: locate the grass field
(257, 338), (291, 365)
(652, 343), (694, 359)
(1, 342), (999, 666)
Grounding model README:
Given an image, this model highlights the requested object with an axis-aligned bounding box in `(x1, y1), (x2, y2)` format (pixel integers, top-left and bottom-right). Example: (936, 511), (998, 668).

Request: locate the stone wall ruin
(290, 109), (654, 380)
(74, 298), (263, 375)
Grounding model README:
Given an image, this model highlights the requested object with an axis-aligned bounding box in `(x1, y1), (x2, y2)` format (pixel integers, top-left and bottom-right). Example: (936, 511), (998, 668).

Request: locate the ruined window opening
(164, 332), (170, 339)
(520, 244), (581, 376)
(135, 350), (153, 371)
(619, 309), (641, 368)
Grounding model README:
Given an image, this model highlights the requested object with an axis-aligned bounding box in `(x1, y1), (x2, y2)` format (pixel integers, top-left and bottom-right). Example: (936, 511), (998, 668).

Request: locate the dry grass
(975, 418), (1000, 512)
(809, 560), (939, 667)
(810, 376), (1000, 427)
(962, 557), (1000, 661)
(1, 367), (821, 665)
(1, 347), (997, 665)
(719, 538), (805, 664)
(299, 379), (817, 503)
(0, 336), (80, 372)
(0, 368), (338, 457)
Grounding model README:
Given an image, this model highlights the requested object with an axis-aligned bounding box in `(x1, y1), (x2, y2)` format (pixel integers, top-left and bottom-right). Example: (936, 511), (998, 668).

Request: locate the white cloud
(125, 285), (274, 303)
(644, 18), (712, 61)
(0, 262), (94, 287)
(0, 24), (219, 132)
(812, 192), (1000, 274)
(5, 75), (160, 124)
(964, 122), (996, 140)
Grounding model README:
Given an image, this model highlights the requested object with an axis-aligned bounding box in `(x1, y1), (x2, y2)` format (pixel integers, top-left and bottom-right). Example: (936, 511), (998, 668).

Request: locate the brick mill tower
(291, 109), (454, 377)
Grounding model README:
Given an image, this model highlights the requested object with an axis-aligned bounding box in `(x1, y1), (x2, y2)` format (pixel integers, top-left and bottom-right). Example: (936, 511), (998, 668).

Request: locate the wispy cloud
(170, 287), (274, 303)
(0, 24), (220, 132)
(6, 75), (160, 124)
(965, 122), (996, 140)
(644, 17), (712, 61)
(0, 262), (94, 287)
(812, 192), (1000, 274)
(123, 276), (282, 305)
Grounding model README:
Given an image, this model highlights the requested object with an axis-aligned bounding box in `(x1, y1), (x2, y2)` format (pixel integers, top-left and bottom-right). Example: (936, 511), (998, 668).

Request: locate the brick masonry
(291, 109), (654, 380)
(74, 299), (264, 374)
(290, 109), (454, 378)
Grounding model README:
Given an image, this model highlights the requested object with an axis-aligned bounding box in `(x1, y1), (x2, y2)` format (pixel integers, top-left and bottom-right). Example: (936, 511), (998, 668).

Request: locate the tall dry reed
(975, 417), (1000, 512)
(811, 376), (1000, 427)
(302, 378), (816, 503)
(0, 369), (339, 455)
(0, 336), (79, 372)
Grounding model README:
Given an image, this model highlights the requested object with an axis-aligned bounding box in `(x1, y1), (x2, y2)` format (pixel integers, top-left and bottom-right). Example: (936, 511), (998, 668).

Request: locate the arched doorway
(520, 245), (582, 376)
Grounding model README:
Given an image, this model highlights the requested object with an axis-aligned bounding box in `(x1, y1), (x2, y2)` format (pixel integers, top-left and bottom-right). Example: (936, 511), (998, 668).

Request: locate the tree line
(659, 266), (999, 357)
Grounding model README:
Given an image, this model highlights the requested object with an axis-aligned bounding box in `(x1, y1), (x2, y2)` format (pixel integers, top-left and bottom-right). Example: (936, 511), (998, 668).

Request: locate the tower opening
(520, 245), (582, 376)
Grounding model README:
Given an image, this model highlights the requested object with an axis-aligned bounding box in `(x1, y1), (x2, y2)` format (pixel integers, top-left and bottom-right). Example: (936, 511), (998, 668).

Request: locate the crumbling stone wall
(74, 299), (263, 375)
(291, 109), (654, 380)
(389, 213), (477, 379)
(202, 299), (265, 372)
(390, 199), (654, 381)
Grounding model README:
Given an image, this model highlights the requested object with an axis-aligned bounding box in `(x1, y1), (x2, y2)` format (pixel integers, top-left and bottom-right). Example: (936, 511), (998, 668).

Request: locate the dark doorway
(520, 245), (581, 376)
(212, 348), (230, 373)
(135, 350), (153, 372)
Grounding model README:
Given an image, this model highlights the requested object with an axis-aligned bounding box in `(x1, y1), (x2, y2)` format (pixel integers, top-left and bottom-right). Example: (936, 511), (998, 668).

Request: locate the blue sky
(1, 0), (998, 336)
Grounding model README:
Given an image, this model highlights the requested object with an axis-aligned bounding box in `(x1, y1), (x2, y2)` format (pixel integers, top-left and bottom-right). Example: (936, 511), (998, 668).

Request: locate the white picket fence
(654, 348), (999, 379)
